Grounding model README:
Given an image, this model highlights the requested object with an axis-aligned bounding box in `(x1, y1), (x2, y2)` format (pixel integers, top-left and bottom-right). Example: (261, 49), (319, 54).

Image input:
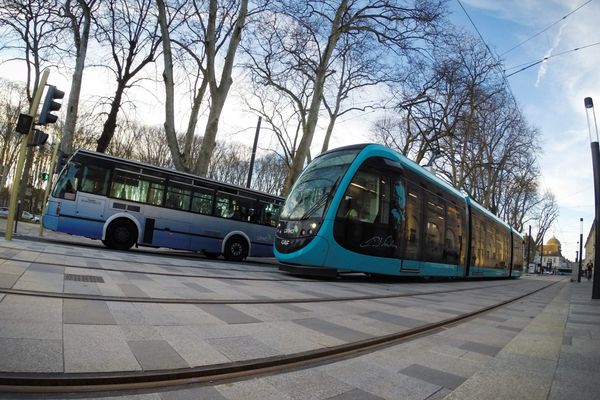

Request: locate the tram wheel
(105, 219), (138, 250)
(223, 235), (248, 261)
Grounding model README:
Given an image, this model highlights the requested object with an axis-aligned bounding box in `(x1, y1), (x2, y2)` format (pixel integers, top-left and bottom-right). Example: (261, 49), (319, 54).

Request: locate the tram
(275, 144), (523, 278)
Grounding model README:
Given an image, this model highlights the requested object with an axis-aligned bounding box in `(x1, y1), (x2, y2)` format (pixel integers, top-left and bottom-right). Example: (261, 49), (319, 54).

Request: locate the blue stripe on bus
(57, 214), (274, 248)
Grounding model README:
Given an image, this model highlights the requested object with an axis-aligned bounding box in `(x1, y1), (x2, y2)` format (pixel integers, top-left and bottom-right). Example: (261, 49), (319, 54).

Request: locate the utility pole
(5, 70), (49, 240)
(246, 116), (261, 189)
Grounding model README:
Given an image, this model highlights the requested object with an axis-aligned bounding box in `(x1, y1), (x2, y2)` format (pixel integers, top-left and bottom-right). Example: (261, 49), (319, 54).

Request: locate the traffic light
(38, 85), (64, 125)
(30, 129), (48, 146)
(15, 113), (34, 134)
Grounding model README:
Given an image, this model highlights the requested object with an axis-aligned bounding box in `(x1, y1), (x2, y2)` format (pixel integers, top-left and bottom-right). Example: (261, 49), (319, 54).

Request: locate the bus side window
(80, 165), (110, 196)
(191, 188), (214, 215)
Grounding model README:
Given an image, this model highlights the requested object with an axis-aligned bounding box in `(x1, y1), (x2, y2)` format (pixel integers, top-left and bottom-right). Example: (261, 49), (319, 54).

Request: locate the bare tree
(61, 0), (98, 155)
(157, 0), (253, 174)
(94, 0), (162, 153)
(246, 0), (445, 194)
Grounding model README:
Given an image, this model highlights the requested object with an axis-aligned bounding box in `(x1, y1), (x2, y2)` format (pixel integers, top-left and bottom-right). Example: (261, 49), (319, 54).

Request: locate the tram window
(404, 184), (422, 260)
(424, 192), (445, 262)
(80, 165), (110, 196)
(444, 204), (462, 264)
(333, 159), (395, 258)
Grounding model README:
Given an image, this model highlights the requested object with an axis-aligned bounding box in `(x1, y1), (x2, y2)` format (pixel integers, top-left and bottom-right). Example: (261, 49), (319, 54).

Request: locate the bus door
(76, 164), (110, 220)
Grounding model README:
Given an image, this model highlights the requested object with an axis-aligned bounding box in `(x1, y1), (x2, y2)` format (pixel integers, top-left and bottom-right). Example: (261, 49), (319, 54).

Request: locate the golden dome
(546, 237), (561, 247)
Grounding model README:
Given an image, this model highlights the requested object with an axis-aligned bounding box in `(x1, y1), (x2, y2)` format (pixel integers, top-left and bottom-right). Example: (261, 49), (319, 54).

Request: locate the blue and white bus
(275, 143), (523, 278)
(43, 150), (284, 260)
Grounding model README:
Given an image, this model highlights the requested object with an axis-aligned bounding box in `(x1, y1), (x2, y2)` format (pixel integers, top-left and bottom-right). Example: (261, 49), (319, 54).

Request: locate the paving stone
(292, 318), (372, 342)
(325, 359), (441, 400)
(0, 337), (62, 372)
(205, 335), (281, 361)
(156, 326), (230, 367)
(63, 299), (116, 325)
(0, 294), (62, 322)
(159, 386), (228, 400)
(360, 311), (428, 328)
(0, 273), (19, 288)
(399, 363), (466, 390)
(326, 388), (386, 400)
(118, 283), (150, 298)
(182, 281), (213, 293)
(64, 324), (141, 372)
(63, 280), (102, 295)
(459, 341), (502, 357)
(0, 320), (62, 340)
(215, 379), (293, 400)
(196, 304), (261, 324)
(128, 340), (188, 370)
(266, 369), (354, 400)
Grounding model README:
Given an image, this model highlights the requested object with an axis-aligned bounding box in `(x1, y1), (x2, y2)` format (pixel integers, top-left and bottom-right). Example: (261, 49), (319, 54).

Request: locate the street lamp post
(579, 218), (583, 283)
(584, 97), (600, 299)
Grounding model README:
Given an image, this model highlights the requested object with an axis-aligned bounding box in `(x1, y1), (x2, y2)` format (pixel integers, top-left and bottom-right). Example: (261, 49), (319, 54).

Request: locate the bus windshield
(280, 149), (360, 221)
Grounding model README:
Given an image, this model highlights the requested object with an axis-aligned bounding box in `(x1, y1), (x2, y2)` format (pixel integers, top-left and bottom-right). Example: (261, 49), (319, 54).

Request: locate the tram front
(274, 146), (363, 268)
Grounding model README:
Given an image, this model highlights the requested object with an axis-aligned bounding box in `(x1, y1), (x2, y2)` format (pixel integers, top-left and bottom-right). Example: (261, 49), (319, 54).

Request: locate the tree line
(0, 0), (557, 243)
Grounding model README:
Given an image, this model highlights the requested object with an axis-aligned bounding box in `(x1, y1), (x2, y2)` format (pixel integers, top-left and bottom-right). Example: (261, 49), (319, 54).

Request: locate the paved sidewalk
(0, 224), (598, 399)
(445, 278), (599, 400)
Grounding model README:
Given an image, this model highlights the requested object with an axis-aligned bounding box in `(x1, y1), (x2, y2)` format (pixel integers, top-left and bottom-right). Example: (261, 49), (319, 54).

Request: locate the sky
(446, 0), (600, 262)
(1, 0), (598, 262)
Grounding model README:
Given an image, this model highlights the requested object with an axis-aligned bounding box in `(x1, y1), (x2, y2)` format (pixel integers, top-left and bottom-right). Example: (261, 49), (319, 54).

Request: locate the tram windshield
(280, 149), (360, 221)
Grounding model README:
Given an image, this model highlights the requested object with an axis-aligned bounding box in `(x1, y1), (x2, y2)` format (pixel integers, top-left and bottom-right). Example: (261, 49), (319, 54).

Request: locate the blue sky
(449, 0), (600, 260)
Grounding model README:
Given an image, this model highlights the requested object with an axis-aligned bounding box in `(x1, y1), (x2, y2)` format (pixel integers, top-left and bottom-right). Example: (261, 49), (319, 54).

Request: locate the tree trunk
(282, 0), (347, 194)
(62, 0), (92, 155)
(96, 82), (125, 153)
(195, 0), (248, 176)
(156, 0), (187, 171)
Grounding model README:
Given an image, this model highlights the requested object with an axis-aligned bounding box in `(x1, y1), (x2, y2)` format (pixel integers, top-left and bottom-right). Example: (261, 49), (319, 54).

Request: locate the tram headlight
(278, 219), (321, 238)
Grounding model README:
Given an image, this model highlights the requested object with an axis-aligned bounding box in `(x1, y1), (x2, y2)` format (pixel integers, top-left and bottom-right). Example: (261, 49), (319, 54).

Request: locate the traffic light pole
(39, 142), (60, 236)
(5, 70), (49, 241)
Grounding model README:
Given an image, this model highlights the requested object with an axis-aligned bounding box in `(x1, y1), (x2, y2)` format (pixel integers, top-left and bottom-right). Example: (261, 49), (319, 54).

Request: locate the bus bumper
(42, 214), (58, 231)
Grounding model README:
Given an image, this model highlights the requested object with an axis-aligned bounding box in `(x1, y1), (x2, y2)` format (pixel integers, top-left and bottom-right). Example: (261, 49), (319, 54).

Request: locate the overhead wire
(504, 41), (600, 77)
(500, 0), (594, 56)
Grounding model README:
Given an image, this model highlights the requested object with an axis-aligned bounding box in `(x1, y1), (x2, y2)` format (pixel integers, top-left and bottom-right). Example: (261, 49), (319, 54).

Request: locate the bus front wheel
(105, 219), (138, 250)
(223, 236), (248, 261)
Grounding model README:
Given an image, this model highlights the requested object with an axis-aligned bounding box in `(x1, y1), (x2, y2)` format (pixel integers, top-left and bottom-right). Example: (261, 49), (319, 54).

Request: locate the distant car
(21, 211), (40, 223)
(0, 207), (8, 218)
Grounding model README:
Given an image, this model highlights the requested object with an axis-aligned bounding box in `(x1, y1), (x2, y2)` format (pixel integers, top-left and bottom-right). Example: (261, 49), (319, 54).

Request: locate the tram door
(333, 158), (406, 273)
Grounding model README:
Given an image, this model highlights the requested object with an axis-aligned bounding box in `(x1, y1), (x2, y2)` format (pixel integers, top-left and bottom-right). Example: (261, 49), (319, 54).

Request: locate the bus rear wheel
(223, 236), (248, 261)
(105, 219), (138, 250)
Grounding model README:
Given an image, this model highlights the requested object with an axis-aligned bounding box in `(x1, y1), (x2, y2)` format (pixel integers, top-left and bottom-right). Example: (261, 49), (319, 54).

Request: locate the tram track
(0, 280), (561, 395)
(1, 234), (279, 268)
(0, 280), (530, 305)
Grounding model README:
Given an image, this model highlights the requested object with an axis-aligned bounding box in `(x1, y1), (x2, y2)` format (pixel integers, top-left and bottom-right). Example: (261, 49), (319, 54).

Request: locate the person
(587, 261), (593, 281)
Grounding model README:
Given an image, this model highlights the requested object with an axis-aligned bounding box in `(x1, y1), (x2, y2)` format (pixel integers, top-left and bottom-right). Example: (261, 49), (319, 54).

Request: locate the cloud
(535, 22), (566, 87)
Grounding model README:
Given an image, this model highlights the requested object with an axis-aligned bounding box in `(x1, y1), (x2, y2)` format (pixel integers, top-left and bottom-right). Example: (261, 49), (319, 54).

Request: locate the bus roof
(72, 149), (284, 201)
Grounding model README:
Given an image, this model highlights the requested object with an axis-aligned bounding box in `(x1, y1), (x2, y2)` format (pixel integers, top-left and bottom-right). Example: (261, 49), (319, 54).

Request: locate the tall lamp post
(579, 218), (583, 283)
(584, 97), (600, 299)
